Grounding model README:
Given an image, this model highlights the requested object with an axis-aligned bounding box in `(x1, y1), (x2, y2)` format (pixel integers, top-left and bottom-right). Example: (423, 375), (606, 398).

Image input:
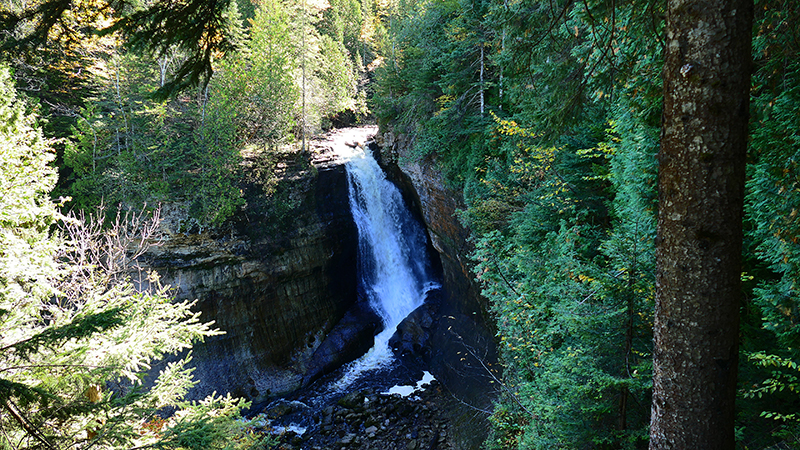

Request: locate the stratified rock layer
(143, 147), (366, 403)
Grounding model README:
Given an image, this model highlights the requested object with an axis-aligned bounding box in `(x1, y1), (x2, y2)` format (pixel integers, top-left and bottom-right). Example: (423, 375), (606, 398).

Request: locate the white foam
(385, 385), (416, 397)
(382, 371), (436, 397)
(275, 424), (307, 436)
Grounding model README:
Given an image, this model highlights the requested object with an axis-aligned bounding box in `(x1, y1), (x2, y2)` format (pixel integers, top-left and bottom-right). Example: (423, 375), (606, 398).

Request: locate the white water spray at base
(329, 137), (439, 392)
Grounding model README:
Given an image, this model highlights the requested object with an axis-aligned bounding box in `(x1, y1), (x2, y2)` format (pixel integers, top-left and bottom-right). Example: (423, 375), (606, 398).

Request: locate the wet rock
(263, 375), (462, 450)
(322, 406), (335, 425)
(303, 306), (382, 386)
(337, 391), (366, 409)
(265, 402), (294, 419)
(389, 292), (440, 357)
(339, 433), (357, 445)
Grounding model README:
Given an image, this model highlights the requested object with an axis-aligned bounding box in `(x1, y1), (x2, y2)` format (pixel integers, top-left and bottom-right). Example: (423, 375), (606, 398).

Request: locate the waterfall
(331, 140), (438, 390)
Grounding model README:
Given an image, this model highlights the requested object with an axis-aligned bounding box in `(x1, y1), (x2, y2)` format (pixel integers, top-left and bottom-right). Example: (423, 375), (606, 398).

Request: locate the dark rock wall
(373, 133), (498, 450)
(143, 160), (362, 403)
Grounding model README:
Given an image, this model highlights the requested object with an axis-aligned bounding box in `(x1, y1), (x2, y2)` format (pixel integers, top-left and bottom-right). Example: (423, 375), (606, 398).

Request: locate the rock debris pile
(263, 380), (456, 450)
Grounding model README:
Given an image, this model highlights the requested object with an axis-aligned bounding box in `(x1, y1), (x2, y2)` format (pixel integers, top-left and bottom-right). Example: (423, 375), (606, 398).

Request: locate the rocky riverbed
(262, 381), (457, 450)
(250, 352), (484, 450)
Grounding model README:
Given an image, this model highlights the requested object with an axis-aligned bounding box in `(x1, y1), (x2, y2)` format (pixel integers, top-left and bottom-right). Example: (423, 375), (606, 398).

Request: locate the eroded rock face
(374, 132), (498, 450)
(143, 152), (363, 403)
(371, 134), (481, 314)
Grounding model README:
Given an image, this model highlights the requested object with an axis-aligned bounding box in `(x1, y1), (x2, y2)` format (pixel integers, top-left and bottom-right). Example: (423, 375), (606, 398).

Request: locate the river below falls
(251, 344), (464, 450)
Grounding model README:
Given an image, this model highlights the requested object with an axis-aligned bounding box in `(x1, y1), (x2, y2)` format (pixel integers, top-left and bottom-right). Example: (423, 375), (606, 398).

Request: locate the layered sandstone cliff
(141, 144), (376, 403)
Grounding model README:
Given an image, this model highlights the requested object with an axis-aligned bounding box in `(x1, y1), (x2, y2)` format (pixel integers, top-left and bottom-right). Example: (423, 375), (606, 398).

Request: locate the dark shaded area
(145, 153), (364, 403)
(302, 302), (382, 387)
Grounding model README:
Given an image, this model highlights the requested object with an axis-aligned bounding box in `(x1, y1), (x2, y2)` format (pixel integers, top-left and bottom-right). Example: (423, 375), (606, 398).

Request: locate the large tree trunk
(650, 0), (753, 449)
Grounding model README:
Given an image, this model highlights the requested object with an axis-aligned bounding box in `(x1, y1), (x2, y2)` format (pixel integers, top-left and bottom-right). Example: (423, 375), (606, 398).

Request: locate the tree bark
(650, 0), (753, 449)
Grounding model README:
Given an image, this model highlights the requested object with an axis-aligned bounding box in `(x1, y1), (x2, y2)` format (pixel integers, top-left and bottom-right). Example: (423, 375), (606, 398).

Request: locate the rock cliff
(373, 131), (498, 450)
(142, 143), (375, 403)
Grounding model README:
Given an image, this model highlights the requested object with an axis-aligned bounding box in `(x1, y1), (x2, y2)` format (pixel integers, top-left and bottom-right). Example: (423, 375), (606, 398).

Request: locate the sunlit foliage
(0, 65), (269, 450)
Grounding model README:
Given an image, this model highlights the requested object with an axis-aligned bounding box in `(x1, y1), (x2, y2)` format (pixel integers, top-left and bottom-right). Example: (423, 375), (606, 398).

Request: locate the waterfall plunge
(331, 141), (438, 390)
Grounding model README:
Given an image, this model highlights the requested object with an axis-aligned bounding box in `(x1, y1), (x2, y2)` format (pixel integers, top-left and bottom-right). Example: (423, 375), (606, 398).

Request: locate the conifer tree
(650, 0), (753, 447)
(0, 64), (265, 450)
(737, 3), (800, 444)
(0, 0), (242, 98)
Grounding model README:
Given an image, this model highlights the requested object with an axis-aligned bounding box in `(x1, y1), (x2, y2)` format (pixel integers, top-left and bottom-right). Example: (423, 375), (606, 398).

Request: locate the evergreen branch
(2, 399), (58, 450)
(104, 0), (236, 100)
(0, 379), (53, 407)
(2, 308), (126, 359)
(0, 0), (71, 51)
(1, 0), (239, 99)
(0, 363), (112, 373)
(579, 0), (617, 86)
(517, 0), (576, 87)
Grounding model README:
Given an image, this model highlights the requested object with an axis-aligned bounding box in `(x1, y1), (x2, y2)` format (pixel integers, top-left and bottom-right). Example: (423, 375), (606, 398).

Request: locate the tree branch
(2, 399), (58, 450)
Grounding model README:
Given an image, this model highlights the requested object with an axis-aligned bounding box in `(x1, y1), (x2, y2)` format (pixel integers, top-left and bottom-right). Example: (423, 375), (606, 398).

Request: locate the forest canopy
(1, 0), (374, 227)
(372, 0), (800, 448)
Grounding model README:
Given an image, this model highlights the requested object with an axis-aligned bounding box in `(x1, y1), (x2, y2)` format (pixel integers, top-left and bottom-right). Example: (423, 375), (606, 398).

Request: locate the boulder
(302, 305), (382, 386)
(389, 289), (441, 357)
(336, 391), (366, 409)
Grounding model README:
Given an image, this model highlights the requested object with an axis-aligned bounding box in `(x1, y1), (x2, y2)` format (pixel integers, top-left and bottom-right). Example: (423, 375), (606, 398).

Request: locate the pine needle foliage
(736, 2), (800, 446)
(375, 0), (664, 447)
(375, 0), (800, 447)
(0, 65), (268, 450)
(0, 0), (243, 99)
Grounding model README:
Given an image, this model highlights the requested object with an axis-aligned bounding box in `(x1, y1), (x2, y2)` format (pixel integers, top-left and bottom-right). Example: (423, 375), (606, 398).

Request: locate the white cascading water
(330, 134), (439, 390)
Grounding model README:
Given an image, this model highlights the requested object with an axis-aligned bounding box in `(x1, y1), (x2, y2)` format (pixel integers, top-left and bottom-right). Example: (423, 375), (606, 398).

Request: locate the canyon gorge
(139, 127), (497, 448)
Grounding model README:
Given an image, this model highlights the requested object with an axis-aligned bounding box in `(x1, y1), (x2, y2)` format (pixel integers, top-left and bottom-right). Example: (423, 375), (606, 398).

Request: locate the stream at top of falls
(328, 128), (440, 392)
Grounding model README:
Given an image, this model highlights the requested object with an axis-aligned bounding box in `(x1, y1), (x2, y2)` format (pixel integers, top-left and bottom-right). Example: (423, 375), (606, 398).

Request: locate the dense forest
(373, 0), (799, 448)
(0, 0), (373, 448)
(1, 0), (799, 449)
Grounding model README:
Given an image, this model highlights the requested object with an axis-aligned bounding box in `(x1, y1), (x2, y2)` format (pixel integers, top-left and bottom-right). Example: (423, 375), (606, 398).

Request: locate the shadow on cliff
(369, 138), (500, 450)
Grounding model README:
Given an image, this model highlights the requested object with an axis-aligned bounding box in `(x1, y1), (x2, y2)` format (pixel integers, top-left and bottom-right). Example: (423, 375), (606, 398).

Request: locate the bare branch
(447, 327), (533, 417)
(1, 400), (58, 450)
